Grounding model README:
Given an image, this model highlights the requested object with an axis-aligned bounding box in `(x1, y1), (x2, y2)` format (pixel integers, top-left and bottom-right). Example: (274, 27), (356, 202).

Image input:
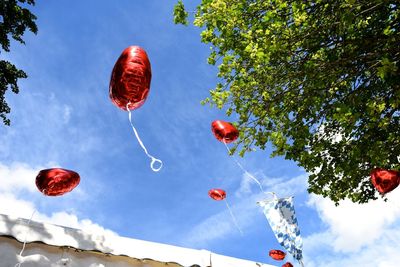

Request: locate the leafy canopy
(0, 0), (37, 125)
(174, 0), (400, 203)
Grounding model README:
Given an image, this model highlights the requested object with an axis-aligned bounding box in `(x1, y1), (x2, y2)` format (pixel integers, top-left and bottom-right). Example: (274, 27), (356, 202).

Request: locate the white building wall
(0, 236), (171, 267)
(0, 214), (276, 267)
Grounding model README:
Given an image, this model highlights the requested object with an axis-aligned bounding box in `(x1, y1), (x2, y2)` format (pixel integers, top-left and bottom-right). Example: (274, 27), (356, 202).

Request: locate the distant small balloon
(211, 120), (239, 143)
(370, 168), (400, 194)
(269, 249), (286, 261)
(109, 46), (152, 111)
(282, 262), (293, 267)
(208, 188), (226, 201)
(36, 168), (80, 196)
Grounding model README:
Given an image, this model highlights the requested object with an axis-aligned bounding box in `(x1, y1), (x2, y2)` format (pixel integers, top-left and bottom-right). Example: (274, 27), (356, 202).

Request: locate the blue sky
(1, 1), (400, 266)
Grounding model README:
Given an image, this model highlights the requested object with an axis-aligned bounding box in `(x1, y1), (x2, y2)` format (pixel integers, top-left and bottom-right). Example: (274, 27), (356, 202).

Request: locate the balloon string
(15, 209), (36, 267)
(223, 199), (243, 235)
(127, 103), (163, 172)
(299, 259), (305, 267)
(214, 190), (243, 235)
(223, 142), (269, 195)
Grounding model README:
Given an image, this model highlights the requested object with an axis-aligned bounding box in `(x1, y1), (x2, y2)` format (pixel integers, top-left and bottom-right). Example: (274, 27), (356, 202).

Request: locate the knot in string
(150, 157), (163, 172)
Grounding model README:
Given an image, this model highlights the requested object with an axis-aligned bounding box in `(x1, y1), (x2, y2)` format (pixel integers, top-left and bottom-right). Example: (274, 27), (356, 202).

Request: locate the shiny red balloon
(282, 262), (293, 267)
(36, 168), (80, 196)
(211, 120), (239, 144)
(269, 249), (286, 261)
(370, 168), (400, 194)
(208, 189), (226, 201)
(109, 46), (152, 111)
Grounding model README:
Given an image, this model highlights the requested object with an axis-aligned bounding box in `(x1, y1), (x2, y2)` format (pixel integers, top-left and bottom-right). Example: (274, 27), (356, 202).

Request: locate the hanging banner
(258, 196), (303, 264)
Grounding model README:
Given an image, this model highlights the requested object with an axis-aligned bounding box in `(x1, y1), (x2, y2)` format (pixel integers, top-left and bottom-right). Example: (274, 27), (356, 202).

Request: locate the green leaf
(0, 0), (37, 126)
(173, 0), (400, 204)
(173, 0), (189, 26)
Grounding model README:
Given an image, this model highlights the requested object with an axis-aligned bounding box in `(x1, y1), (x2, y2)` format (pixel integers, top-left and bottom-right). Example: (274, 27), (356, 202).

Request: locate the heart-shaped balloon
(281, 262), (293, 267)
(269, 249), (286, 261)
(36, 168), (80, 196)
(211, 120), (239, 143)
(109, 46), (152, 111)
(370, 168), (400, 194)
(208, 188), (226, 201)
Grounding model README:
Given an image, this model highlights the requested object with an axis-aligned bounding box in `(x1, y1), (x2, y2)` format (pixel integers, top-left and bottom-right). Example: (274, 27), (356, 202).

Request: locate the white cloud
(304, 190), (400, 267)
(234, 172), (258, 197)
(0, 88), (106, 165)
(184, 208), (237, 246)
(62, 105), (72, 124)
(0, 162), (41, 193)
(0, 193), (36, 217)
(307, 191), (400, 253)
(35, 211), (117, 236)
(304, 227), (400, 267)
(235, 169), (308, 199)
(261, 173), (308, 198)
(0, 162), (116, 237)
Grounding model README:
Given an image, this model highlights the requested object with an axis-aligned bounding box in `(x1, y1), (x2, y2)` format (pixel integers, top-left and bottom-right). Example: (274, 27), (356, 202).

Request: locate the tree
(0, 0), (37, 126)
(174, 0), (400, 204)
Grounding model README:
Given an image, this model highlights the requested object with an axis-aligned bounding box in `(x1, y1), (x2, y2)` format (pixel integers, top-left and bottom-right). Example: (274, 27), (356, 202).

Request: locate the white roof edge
(0, 214), (276, 267)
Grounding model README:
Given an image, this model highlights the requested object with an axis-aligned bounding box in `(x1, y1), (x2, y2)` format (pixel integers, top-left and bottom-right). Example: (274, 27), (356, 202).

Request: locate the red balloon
(282, 262), (293, 267)
(211, 120), (239, 144)
(109, 46), (152, 111)
(208, 189), (226, 201)
(36, 168), (80, 196)
(269, 249), (286, 261)
(370, 168), (400, 194)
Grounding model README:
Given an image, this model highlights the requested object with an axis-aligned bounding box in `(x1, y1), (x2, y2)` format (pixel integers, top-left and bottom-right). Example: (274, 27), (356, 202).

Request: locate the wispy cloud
(182, 172), (307, 247)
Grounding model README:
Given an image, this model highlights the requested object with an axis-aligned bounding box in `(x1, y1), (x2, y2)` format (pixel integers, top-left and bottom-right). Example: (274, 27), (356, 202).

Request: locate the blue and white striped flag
(258, 195), (303, 264)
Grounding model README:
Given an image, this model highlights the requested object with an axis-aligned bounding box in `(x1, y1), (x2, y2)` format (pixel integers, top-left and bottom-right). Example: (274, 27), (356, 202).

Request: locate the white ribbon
(14, 210), (37, 267)
(127, 103), (163, 172)
(223, 198), (243, 235)
(213, 189), (243, 235)
(16, 254), (50, 266)
(223, 142), (271, 195)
